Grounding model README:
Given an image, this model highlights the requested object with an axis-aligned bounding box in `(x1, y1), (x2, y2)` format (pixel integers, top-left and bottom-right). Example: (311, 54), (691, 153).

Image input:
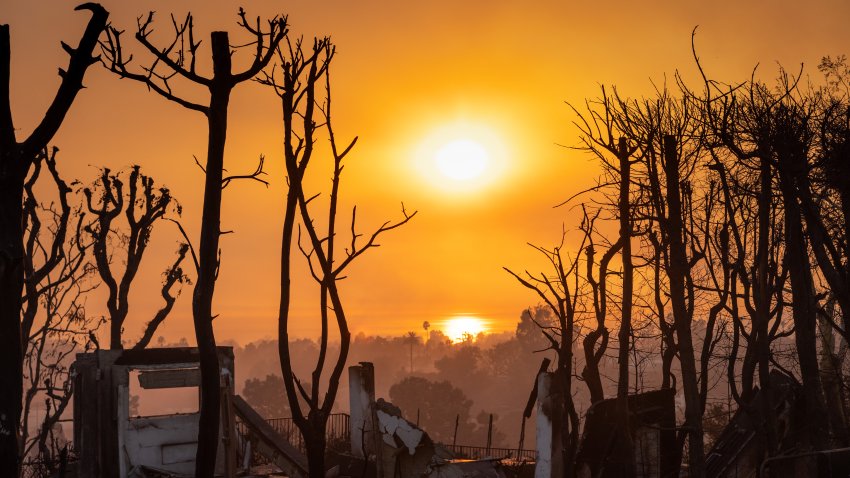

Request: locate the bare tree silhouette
(771, 89), (831, 453)
(0, 4), (108, 474)
(100, 10), (285, 477)
(82, 165), (188, 349)
(567, 90), (644, 472)
(505, 230), (587, 477)
(264, 37), (415, 478)
(20, 149), (100, 476)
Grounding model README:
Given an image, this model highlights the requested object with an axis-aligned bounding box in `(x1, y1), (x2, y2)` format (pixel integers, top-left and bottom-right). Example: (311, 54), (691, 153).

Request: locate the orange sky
(4, 0), (850, 344)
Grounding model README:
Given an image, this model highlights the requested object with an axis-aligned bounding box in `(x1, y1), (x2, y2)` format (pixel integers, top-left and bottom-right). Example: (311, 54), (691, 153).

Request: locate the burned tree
(101, 10), (285, 477)
(697, 67), (792, 459)
(266, 37), (414, 478)
(770, 88), (832, 452)
(567, 81), (736, 475)
(631, 96), (711, 477)
(695, 55), (844, 465)
(567, 90), (645, 411)
(568, 89), (645, 473)
(504, 231), (587, 477)
(662, 133), (706, 477)
(802, 57), (850, 346)
(19, 149), (100, 476)
(82, 166), (188, 349)
(0, 4), (108, 474)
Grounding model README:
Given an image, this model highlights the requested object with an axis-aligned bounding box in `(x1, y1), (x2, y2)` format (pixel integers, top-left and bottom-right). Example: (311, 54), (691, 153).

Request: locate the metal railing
(236, 413), (351, 454)
(237, 412), (537, 463)
(440, 444), (536, 462)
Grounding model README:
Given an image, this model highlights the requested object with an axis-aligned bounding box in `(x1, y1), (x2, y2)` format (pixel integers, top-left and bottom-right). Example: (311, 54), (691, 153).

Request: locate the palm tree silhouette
(404, 331), (419, 374)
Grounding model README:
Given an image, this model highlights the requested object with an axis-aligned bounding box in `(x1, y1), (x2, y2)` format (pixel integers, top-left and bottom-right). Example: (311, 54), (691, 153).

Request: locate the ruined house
(347, 362), (508, 478)
(71, 351), (511, 478)
(73, 347), (237, 477)
(573, 388), (678, 478)
(705, 370), (850, 477)
(72, 346), (314, 478)
(70, 353), (561, 478)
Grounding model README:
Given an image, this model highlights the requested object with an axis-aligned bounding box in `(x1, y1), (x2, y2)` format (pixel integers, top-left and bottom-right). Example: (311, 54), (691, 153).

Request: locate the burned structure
(348, 362), (507, 478)
(70, 351), (681, 478)
(574, 389), (677, 478)
(73, 347), (237, 477)
(71, 353), (512, 478)
(529, 369), (678, 478)
(705, 371), (850, 477)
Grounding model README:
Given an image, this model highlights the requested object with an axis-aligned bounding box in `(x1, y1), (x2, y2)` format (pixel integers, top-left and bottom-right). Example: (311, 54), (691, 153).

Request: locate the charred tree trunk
(616, 138), (633, 398)
(615, 137), (635, 476)
(102, 14), (285, 476)
(583, 233), (619, 405)
(276, 47), (312, 476)
(663, 135), (704, 477)
(754, 155), (779, 455)
(190, 32), (231, 478)
(561, 276), (580, 477)
(304, 414), (328, 478)
(581, 325), (607, 404)
(271, 39), (413, 478)
(0, 168), (25, 477)
(0, 6), (107, 474)
(776, 141), (831, 453)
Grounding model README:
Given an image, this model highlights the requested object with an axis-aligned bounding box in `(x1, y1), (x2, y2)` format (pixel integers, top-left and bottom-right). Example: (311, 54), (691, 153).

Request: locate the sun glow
(443, 316), (488, 343)
(412, 121), (509, 193)
(435, 139), (489, 181)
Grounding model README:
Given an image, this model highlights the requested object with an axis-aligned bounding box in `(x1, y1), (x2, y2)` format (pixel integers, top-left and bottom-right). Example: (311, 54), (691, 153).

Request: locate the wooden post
(452, 414), (459, 447)
(220, 371), (237, 478)
(486, 414), (493, 455)
(517, 415), (527, 457)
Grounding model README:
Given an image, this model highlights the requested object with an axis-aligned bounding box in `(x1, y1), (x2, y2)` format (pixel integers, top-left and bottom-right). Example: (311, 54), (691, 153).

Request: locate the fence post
(453, 414), (460, 447)
(486, 414), (493, 455)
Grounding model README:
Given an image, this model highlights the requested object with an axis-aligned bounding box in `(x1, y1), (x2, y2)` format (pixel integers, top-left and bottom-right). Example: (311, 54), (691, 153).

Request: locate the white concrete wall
(124, 413), (201, 475)
(349, 364), (375, 458)
(535, 372), (553, 478)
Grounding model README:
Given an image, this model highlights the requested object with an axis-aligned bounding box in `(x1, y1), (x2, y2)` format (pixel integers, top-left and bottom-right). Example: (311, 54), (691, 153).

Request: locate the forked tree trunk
(663, 135), (704, 478)
(304, 416), (328, 478)
(581, 327), (606, 404)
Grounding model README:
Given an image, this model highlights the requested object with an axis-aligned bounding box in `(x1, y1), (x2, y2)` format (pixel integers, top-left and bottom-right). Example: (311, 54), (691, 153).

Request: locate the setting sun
(443, 316), (488, 343)
(411, 121), (509, 194)
(435, 139), (489, 181)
